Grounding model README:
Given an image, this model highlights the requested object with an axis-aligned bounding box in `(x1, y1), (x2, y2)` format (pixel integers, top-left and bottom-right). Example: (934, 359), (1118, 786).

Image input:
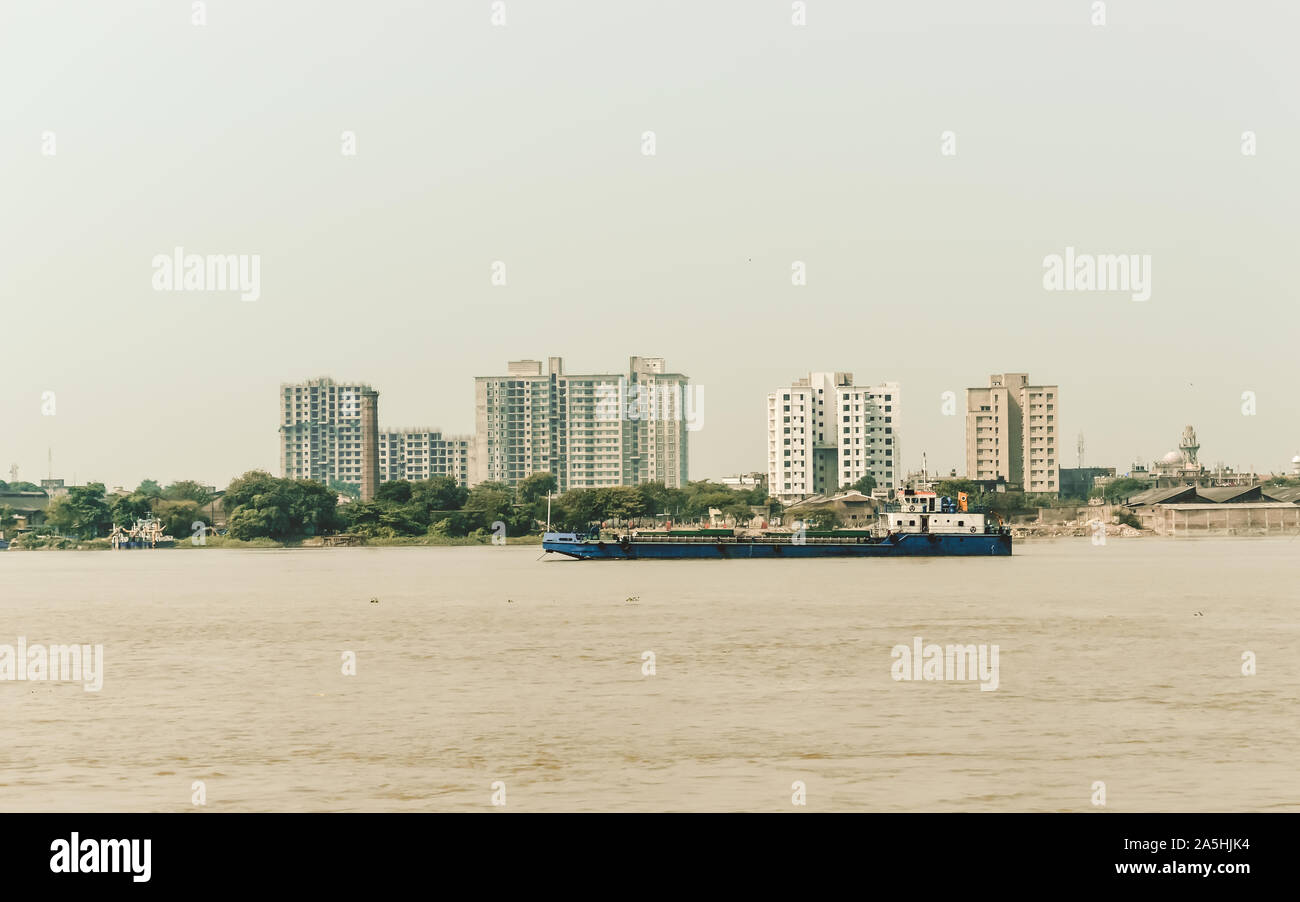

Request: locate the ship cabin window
(957, 521), (964, 527)
(909, 520), (915, 526)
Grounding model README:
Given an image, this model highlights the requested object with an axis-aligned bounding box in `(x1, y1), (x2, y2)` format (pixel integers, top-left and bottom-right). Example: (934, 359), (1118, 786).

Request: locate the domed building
(1151, 426), (1202, 477)
(1291, 454), (1300, 477)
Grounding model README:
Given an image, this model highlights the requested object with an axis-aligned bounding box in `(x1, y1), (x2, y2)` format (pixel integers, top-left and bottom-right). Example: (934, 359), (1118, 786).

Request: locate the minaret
(1179, 425), (1200, 469)
(360, 390), (380, 501)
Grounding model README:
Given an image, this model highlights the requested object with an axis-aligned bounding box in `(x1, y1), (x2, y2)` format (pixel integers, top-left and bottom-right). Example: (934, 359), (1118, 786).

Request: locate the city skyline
(4, 1), (1298, 489)
(5, 359), (1294, 493)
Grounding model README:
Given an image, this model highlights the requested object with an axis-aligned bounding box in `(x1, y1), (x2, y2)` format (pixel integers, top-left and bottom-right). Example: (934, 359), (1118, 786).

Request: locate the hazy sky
(3, 0), (1297, 490)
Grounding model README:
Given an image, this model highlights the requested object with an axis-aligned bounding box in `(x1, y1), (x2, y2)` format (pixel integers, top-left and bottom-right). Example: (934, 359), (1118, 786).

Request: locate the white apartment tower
(473, 357), (691, 492)
(965, 373), (1059, 492)
(768, 372), (899, 503)
(837, 381), (901, 493)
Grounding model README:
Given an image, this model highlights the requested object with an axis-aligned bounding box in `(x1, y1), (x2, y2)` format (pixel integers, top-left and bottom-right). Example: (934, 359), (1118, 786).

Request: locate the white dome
(1160, 450), (1183, 465)
(1292, 454), (1300, 464)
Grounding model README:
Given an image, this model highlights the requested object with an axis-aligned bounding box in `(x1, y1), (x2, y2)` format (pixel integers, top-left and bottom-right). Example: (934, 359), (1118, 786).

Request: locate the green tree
(1093, 477), (1152, 504)
(338, 500), (385, 535)
(933, 479), (978, 499)
(336, 477), (475, 538)
(162, 480), (212, 504)
(517, 472), (557, 505)
(552, 489), (599, 530)
(375, 480), (413, 504)
(327, 479), (360, 499)
(409, 476), (467, 513)
(594, 486), (647, 522)
(720, 499), (754, 525)
(805, 509), (842, 529)
(111, 493), (154, 527)
(46, 483), (113, 538)
(222, 471), (279, 511)
(153, 500), (207, 539)
(0, 505), (15, 531)
(635, 481), (670, 516)
(135, 479), (163, 498)
(223, 471), (339, 539)
(685, 491), (735, 520)
(845, 475), (877, 494)
(227, 505), (289, 540)
(464, 482), (514, 524)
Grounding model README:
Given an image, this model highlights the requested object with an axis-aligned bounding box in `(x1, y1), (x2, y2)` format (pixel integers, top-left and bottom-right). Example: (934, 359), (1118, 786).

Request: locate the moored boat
(543, 488), (1011, 560)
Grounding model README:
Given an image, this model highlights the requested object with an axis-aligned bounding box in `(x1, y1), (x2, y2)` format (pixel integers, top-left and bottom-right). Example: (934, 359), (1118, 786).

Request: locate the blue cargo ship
(542, 488), (1011, 560)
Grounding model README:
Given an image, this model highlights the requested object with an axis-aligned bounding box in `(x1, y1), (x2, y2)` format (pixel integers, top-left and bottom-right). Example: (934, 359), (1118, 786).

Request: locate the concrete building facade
(836, 381), (900, 494)
(768, 372), (899, 504)
(965, 373), (1059, 493)
(473, 357), (691, 492)
(280, 378), (374, 486)
(378, 429), (472, 485)
(281, 378), (472, 489)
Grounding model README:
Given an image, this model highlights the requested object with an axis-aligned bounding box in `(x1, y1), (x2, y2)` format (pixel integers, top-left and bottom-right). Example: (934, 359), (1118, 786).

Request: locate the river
(1, 538), (1296, 811)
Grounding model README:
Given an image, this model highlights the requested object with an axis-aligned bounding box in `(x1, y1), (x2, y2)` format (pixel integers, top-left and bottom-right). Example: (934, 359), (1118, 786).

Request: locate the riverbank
(1013, 522), (1145, 539)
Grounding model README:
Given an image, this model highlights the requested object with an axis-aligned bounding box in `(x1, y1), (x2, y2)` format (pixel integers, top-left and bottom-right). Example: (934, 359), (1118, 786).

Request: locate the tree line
(39, 480), (215, 540)
(18, 470), (777, 542)
(224, 471), (775, 540)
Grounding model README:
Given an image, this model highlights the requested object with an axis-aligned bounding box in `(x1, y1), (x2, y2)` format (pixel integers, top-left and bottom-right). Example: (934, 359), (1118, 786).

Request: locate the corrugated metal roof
(1154, 503), (1297, 510)
(1262, 485), (1300, 504)
(1126, 485), (1199, 506)
(1198, 485), (1262, 503)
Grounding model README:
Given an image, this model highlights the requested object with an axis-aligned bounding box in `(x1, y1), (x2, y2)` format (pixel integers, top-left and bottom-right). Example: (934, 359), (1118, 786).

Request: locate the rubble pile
(1016, 520), (1144, 538)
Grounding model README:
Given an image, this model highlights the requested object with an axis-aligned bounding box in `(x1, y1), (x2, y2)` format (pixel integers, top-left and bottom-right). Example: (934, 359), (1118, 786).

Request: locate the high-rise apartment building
(836, 381), (900, 492)
(280, 378), (373, 485)
(473, 356), (692, 492)
(768, 372), (899, 503)
(965, 373), (1059, 492)
(280, 378), (472, 488)
(378, 429), (472, 485)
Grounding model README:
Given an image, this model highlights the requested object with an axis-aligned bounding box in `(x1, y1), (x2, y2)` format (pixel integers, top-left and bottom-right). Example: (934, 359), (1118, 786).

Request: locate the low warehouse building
(1147, 502), (1300, 536)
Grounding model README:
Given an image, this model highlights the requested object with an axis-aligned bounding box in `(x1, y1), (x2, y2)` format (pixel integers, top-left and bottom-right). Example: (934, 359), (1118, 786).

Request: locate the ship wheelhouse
(888, 489), (990, 535)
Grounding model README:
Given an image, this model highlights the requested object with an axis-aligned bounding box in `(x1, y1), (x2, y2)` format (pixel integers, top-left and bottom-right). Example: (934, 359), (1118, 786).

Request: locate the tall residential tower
(280, 378), (374, 486)
(473, 357), (692, 492)
(280, 378), (473, 489)
(965, 373), (1059, 492)
(768, 372), (899, 504)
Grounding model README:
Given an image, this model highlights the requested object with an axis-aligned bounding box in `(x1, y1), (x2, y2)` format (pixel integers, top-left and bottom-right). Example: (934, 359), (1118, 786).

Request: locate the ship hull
(542, 532), (1011, 559)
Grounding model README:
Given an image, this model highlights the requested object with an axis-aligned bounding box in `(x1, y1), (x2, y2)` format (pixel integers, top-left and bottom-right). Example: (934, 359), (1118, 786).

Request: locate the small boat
(109, 517), (176, 550)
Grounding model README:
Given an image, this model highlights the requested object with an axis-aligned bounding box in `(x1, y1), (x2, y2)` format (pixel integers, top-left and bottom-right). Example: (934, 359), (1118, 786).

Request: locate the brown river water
(1, 538), (1296, 811)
